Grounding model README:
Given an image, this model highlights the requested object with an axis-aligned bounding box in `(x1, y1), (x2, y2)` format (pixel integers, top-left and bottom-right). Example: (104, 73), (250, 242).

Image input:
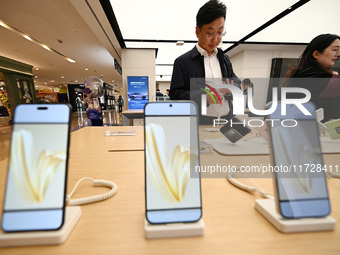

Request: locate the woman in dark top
(283, 33), (340, 122)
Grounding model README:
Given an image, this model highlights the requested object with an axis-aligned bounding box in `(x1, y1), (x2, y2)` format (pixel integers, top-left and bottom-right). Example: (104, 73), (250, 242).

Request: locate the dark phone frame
(267, 102), (331, 219)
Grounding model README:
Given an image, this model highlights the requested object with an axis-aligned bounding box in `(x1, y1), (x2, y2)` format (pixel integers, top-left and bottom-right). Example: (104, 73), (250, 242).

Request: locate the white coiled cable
(66, 177), (118, 206)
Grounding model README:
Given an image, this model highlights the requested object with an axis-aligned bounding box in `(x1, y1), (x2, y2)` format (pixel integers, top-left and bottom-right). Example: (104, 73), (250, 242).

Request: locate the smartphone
(2, 104), (71, 232)
(219, 116), (251, 143)
(267, 102), (330, 218)
(144, 101), (202, 224)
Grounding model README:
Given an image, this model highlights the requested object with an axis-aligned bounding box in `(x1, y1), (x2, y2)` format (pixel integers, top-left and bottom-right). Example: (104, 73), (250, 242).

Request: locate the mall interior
(0, 0), (340, 254)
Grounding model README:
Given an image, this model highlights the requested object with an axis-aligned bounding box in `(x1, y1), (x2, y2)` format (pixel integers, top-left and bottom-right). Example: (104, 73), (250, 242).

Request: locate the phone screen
(2, 105), (70, 232)
(269, 103), (330, 218)
(144, 102), (202, 224)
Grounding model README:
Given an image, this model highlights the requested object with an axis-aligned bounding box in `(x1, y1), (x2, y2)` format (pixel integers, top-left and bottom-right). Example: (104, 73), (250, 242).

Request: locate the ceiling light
(61, 76), (64, 78)
(0, 18), (76, 63)
(85, 68), (88, 71)
(35, 67), (39, 70)
(0, 20), (9, 29)
(176, 41), (185, 46)
(23, 35), (32, 41)
(66, 58), (76, 63)
(42, 45), (51, 51)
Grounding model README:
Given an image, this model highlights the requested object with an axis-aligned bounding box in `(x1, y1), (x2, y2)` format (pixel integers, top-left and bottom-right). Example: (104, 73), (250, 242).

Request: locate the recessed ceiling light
(23, 35), (32, 41)
(42, 44), (51, 51)
(85, 68), (88, 71)
(0, 20), (9, 29)
(35, 67), (39, 70)
(66, 58), (76, 63)
(61, 76), (64, 79)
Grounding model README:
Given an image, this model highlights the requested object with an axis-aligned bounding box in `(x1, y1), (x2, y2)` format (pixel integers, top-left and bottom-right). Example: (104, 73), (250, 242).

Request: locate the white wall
(121, 47), (306, 111)
(122, 48), (156, 109)
(229, 48), (305, 110)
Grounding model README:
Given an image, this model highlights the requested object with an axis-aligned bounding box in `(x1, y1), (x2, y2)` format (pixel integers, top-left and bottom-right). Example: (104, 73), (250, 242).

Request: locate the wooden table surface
(0, 126), (339, 254)
(71, 126), (144, 152)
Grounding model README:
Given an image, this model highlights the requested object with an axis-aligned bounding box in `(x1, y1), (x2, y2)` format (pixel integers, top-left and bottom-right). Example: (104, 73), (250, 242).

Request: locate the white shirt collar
(196, 43), (218, 57)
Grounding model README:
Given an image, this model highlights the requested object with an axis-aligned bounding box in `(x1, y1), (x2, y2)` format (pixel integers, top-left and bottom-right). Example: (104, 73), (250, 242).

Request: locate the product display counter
(122, 109), (144, 126)
(0, 125), (339, 254)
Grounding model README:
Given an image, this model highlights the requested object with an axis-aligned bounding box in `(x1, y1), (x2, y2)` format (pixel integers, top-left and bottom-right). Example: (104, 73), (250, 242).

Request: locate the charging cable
(66, 177), (118, 206)
(227, 172), (273, 199)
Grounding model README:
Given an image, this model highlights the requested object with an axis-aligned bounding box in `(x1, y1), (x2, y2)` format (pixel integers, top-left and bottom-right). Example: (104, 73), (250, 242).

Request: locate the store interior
(0, 0), (340, 254)
(0, 0), (338, 128)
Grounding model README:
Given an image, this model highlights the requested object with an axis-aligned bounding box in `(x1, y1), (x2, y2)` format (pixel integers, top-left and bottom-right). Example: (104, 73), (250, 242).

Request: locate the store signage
(127, 76), (149, 110)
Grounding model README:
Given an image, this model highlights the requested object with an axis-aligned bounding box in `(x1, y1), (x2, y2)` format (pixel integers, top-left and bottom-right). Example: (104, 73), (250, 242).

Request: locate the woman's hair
(290, 33), (339, 75)
(196, 0), (226, 29)
(281, 33), (339, 86)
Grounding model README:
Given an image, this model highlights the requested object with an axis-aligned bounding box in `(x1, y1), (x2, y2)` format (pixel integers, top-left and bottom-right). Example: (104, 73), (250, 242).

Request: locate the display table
(0, 117), (11, 126)
(71, 126), (144, 152)
(122, 109), (144, 126)
(0, 126), (339, 254)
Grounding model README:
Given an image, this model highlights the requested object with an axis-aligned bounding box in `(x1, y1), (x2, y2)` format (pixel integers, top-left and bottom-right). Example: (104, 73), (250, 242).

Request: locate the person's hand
(219, 79), (234, 95)
(332, 71), (339, 75)
(206, 92), (220, 104)
(206, 79), (234, 104)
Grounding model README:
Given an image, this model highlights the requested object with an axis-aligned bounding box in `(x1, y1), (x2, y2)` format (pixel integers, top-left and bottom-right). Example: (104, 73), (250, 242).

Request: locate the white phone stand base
(255, 199), (336, 233)
(144, 219), (205, 239)
(0, 206), (81, 247)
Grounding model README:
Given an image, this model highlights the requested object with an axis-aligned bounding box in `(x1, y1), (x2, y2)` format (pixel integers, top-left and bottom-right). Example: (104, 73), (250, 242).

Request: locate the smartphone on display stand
(267, 102), (330, 219)
(144, 101), (202, 224)
(2, 104), (72, 232)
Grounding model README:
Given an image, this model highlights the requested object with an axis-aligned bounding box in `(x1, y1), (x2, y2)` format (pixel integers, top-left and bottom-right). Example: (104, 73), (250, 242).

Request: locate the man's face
(196, 17), (225, 56)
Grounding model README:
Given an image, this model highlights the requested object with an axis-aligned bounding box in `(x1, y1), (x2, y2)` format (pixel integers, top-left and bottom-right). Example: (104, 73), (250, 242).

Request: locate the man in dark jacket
(170, 0), (240, 123)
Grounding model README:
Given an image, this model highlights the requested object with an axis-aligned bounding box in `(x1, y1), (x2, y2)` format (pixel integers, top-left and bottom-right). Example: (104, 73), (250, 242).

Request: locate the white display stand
(144, 219), (205, 239)
(320, 136), (340, 153)
(0, 206), (81, 247)
(205, 138), (269, 155)
(255, 199), (336, 233)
